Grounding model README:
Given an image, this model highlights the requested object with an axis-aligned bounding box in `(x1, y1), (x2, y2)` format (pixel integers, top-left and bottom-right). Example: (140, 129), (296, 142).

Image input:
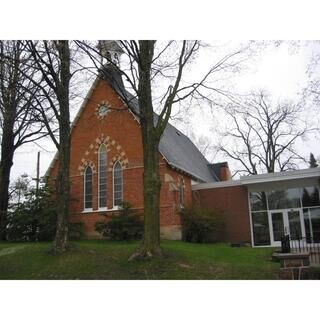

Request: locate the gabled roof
(100, 65), (219, 183)
(45, 65), (219, 183)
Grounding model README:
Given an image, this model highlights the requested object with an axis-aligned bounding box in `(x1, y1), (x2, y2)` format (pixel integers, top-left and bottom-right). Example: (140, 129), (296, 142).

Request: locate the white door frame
(269, 208), (305, 246)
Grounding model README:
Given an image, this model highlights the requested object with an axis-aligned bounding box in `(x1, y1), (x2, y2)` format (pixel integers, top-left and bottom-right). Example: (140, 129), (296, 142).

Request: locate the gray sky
(10, 41), (320, 183)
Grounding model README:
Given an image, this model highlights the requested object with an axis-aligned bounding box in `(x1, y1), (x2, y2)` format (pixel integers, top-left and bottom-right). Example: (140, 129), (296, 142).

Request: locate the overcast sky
(10, 41), (320, 183)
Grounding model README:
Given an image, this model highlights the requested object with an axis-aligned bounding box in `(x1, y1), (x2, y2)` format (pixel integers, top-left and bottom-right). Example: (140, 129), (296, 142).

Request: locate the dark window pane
(250, 192), (267, 211)
(288, 210), (302, 240)
(271, 212), (285, 241)
(310, 207), (320, 242)
(252, 211), (270, 246)
(268, 188), (301, 210)
(99, 145), (107, 208)
(113, 162), (123, 206)
(303, 209), (312, 242)
(84, 166), (93, 209)
(302, 187), (320, 207)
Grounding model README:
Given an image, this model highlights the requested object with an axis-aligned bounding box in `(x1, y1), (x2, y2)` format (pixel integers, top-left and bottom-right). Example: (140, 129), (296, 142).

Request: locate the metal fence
(281, 235), (320, 265)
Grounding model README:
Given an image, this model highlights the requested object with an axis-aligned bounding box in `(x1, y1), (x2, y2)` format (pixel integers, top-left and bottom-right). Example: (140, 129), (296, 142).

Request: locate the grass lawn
(0, 240), (279, 280)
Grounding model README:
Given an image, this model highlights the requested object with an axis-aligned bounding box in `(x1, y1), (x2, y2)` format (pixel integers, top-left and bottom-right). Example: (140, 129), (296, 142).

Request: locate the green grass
(0, 240), (279, 280)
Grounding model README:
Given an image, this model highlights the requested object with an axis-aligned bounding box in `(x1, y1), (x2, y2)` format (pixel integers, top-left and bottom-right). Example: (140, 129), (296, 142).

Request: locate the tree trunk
(52, 139), (70, 253)
(52, 41), (71, 254)
(0, 103), (16, 240)
(129, 41), (163, 259)
(140, 132), (162, 256)
(0, 151), (14, 240)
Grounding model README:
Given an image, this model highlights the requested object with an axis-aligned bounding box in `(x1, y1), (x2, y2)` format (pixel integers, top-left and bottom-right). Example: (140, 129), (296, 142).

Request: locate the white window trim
(113, 161), (123, 208)
(84, 165), (93, 211)
(98, 144), (107, 209)
(82, 207), (121, 214)
(249, 186), (320, 247)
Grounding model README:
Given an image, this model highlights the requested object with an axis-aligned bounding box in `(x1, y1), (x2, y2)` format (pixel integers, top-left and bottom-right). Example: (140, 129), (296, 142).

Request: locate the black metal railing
(281, 235), (320, 265)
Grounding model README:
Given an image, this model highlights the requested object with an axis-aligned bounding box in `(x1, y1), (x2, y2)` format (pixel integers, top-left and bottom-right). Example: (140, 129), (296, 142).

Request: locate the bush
(69, 222), (85, 240)
(95, 202), (143, 241)
(7, 186), (57, 242)
(180, 206), (225, 243)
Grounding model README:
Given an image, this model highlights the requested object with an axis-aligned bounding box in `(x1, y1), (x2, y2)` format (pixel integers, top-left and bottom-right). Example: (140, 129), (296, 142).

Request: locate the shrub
(180, 206), (225, 243)
(95, 202), (143, 241)
(7, 186), (57, 242)
(69, 222), (85, 240)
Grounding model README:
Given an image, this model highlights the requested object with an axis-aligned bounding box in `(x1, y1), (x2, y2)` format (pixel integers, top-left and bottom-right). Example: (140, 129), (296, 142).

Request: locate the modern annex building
(46, 45), (320, 247)
(193, 167), (320, 247)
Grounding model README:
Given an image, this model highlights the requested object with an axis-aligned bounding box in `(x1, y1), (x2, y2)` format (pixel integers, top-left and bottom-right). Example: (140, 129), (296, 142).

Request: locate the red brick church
(46, 58), (226, 240)
(46, 43), (320, 247)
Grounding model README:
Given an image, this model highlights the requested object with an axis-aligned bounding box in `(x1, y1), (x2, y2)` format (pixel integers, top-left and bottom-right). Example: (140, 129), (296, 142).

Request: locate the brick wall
(48, 78), (193, 240)
(193, 185), (251, 243)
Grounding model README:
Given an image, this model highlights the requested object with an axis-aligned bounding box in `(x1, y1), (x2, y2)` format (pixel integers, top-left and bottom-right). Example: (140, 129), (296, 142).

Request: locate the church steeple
(98, 40), (124, 66)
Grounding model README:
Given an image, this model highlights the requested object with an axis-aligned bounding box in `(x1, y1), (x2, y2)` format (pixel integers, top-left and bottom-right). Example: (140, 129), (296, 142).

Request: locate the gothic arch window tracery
(98, 144), (107, 208)
(113, 161), (123, 207)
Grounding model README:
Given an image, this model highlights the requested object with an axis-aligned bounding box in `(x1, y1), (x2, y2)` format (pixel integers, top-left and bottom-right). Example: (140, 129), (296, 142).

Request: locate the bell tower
(98, 40), (124, 66)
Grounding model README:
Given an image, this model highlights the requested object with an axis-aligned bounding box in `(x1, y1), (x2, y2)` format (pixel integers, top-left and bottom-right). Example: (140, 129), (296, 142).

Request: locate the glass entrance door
(270, 209), (305, 246)
(271, 212), (285, 245)
(287, 210), (303, 240)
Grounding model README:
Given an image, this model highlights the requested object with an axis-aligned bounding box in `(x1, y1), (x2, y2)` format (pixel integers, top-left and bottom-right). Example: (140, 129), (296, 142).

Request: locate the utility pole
(36, 151), (40, 198)
(32, 151), (41, 197)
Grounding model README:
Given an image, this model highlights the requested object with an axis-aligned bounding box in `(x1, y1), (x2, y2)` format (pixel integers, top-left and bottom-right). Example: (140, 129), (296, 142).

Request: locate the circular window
(98, 104), (109, 116)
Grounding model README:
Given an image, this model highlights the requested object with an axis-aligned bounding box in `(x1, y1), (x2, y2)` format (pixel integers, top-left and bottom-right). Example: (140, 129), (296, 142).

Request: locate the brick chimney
(210, 162), (231, 181)
(219, 163), (231, 181)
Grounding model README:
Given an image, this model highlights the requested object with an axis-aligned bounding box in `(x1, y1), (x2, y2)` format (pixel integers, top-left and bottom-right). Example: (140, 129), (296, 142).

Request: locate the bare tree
(0, 41), (47, 240)
(25, 40), (72, 253)
(218, 90), (311, 175)
(304, 41), (320, 107)
(9, 173), (31, 206)
(76, 40), (246, 258)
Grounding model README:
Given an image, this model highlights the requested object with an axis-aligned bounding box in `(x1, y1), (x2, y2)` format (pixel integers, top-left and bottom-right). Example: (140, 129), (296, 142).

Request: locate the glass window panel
(310, 207), (320, 242)
(99, 144), (107, 208)
(84, 166), (93, 209)
(268, 188), (301, 210)
(250, 192), (267, 211)
(252, 211), (270, 246)
(271, 212), (285, 241)
(85, 202), (92, 208)
(303, 209), (312, 242)
(113, 162), (123, 207)
(288, 210), (302, 240)
(302, 187), (320, 208)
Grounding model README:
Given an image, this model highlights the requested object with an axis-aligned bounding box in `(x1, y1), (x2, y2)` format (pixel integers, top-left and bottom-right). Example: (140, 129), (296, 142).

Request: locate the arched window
(179, 177), (184, 208)
(84, 166), (93, 210)
(113, 161), (123, 207)
(98, 144), (107, 208)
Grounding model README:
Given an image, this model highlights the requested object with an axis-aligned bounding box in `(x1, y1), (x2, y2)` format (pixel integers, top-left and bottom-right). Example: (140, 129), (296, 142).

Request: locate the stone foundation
(273, 252), (310, 280)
